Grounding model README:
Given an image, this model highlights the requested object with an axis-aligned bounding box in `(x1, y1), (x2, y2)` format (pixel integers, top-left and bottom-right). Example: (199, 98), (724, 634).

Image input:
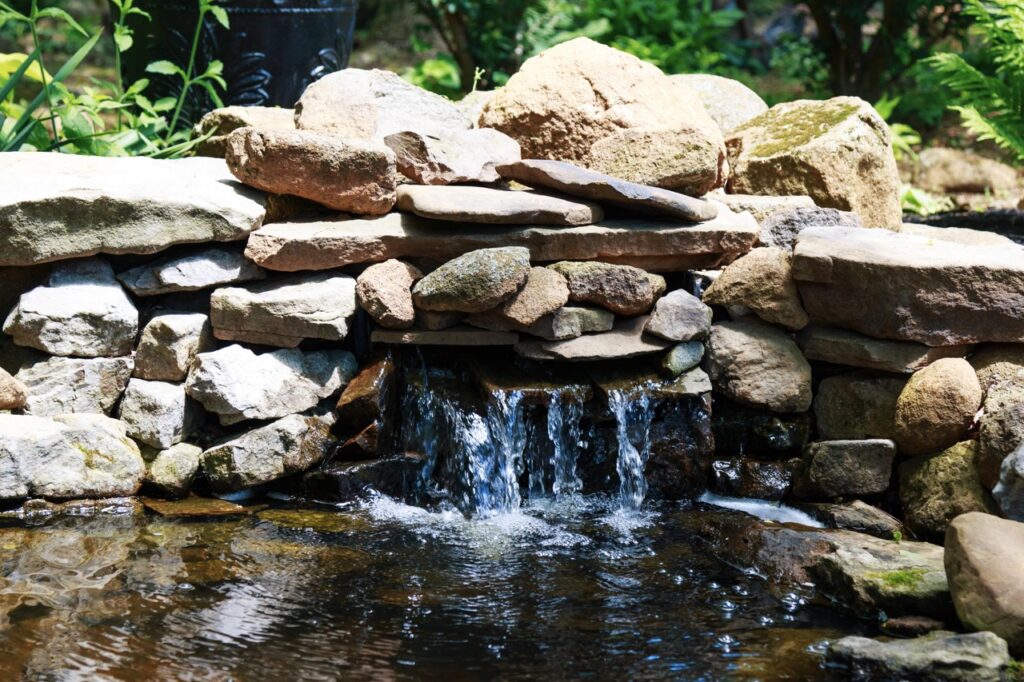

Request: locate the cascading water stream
(607, 387), (656, 511)
(547, 390), (584, 498)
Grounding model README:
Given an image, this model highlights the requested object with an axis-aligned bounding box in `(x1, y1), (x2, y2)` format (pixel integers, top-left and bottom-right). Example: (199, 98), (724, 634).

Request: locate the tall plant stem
(28, 0), (59, 148)
(165, 4), (206, 142)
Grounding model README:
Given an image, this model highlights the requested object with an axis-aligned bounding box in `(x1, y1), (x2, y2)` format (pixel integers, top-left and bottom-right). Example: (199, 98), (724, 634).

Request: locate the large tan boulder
(672, 74), (768, 133)
(702, 246), (808, 330)
(726, 97), (902, 228)
(894, 359), (983, 457)
(479, 38), (725, 196)
(814, 372), (906, 440)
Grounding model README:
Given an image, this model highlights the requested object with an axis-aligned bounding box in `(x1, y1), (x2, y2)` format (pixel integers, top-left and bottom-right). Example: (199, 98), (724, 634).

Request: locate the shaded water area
(0, 496), (873, 680)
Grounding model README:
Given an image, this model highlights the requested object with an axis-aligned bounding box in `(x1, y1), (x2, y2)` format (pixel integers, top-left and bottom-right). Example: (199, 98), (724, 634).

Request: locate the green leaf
(146, 60), (183, 77)
(0, 46), (41, 104)
(113, 24), (134, 53)
(153, 97), (176, 112)
(35, 7), (89, 37)
(125, 78), (150, 96)
(209, 5), (230, 29)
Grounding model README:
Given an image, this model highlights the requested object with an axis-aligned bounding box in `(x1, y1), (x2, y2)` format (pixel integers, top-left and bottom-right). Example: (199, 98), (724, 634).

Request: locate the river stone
(243, 208), (759, 273)
(795, 439), (896, 498)
(798, 325), (969, 375)
(758, 206), (863, 250)
(549, 261), (664, 316)
(395, 185), (603, 226)
(134, 313), (213, 382)
(0, 368), (27, 411)
(900, 441), (996, 539)
(3, 259), (138, 358)
(915, 147), (1019, 195)
(479, 38), (725, 192)
(672, 73), (769, 133)
(726, 97), (901, 228)
(703, 319), (812, 413)
(586, 127), (724, 197)
(971, 344), (1024, 389)
(814, 372), (906, 441)
(335, 355), (396, 437)
(793, 226), (1024, 346)
(894, 359), (982, 457)
(226, 127), (397, 215)
(210, 272), (358, 347)
(515, 315), (669, 362)
(663, 341), (705, 376)
(185, 345), (357, 425)
(0, 154), (266, 267)
(356, 259), (423, 329)
(117, 247), (266, 297)
(145, 442), (202, 498)
(193, 105), (295, 157)
(15, 356), (133, 417)
(0, 413), (145, 500)
(521, 306), (614, 341)
(826, 631), (1010, 682)
(119, 380), (199, 450)
(201, 411), (336, 491)
(496, 159), (718, 223)
(945, 512), (1024, 656)
(994, 445), (1024, 521)
(703, 247), (808, 330)
(644, 290), (712, 342)
(384, 128), (521, 185)
(295, 68), (471, 140)
(412, 247), (531, 313)
(977, 375), (1024, 489)
(467, 267), (570, 330)
(798, 500), (904, 540)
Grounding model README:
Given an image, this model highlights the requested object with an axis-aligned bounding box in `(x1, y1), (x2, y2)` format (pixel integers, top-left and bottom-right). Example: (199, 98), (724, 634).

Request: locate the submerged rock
(302, 454), (425, 503)
(133, 313), (213, 382)
(356, 259), (423, 330)
(412, 247), (531, 314)
(117, 247), (266, 297)
(826, 631), (1009, 682)
(899, 441), (996, 540)
(894, 359), (982, 457)
(16, 355), (133, 417)
(549, 261), (665, 316)
(702, 247), (808, 330)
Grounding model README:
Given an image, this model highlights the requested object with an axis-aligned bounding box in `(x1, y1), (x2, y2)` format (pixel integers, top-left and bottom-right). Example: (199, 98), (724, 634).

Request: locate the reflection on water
(0, 496), (869, 680)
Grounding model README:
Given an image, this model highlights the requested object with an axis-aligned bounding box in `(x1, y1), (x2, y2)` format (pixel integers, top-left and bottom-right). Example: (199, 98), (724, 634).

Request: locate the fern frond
(953, 105), (1024, 161)
(929, 52), (1010, 111)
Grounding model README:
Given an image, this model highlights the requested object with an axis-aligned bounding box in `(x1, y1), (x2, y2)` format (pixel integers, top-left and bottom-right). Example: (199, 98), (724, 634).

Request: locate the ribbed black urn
(123, 0), (358, 127)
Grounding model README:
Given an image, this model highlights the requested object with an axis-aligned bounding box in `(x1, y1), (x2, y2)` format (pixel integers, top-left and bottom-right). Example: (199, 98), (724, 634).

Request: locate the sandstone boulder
(145, 442), (202, 498)
(412, 247), (531, 313)
(117, 247), (265, 297)
(226, 127), (396, 215)
(194, 105), (295, 157)
(894, 359), (982, 457)
(15, 355), (133, 417)
(644, 290), (712, 342)
(0, 368), (27, 411)
(900, 441), (996, 539)
(798, 325), (969, 375)
(119, 379), (200, 450)
(549, 261), (665, 316)
(726, 97), (901, 228)
(672, 74), (769, 133)
(395, 185), (603, 226)
(703, 247), (808, 330)
(977, 374), (1024, 489)
(134, 313), (213, 382)
(703, 319), (812, 413)
(586, 127), (723, 197)
(384, 128), (521, 185)
(356, 259), (423, 329)
(814, 372), (905, 440)
(185, 345), (356, 425)
(3, 259), (138, 358)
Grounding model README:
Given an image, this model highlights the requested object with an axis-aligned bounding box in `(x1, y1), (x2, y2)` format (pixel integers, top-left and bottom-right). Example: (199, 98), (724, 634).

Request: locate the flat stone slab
(245, 209), (758, 273)
(794, 226), (1024, 345)
(141, 496), (249, 518)
(395, 184), (603, 226)
(0, 154), (266, 266)
(515, 316), (670, 362)
(798, 325), (970, 373)
(497, 159), (717, 222)
(117, 247), (266, 297)
(371, 326), (519, 346)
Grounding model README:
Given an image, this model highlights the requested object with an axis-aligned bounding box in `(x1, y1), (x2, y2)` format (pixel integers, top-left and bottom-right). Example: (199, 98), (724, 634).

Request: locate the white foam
(699, 492), (824, 528)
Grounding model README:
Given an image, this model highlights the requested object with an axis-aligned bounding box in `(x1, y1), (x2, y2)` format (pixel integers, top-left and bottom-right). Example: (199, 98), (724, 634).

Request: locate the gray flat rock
(16, 355), (133, 417)
(798, 325), (970, 373)
(515, 316), (670, 362)
(118, 247), (266, 297)
(396, 184), (604, 226)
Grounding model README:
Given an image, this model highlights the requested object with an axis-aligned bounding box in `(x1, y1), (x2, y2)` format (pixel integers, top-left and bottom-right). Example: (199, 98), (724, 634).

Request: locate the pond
(0, 495), (871, 680)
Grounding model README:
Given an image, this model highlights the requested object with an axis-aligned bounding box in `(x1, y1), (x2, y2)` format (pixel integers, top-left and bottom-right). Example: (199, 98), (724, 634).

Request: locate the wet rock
(814, 372), (906, 440)
(210, 272), (358, 347)
(672, 73), (768, 133)
(795, 439), (896, 498)
(295, 68), (471, 140)
(880, 615), (946, 638)
(384, 128), (521, 184)
(416, 310), (466, 331)
(727, 97), (901, 228)
(335, 354), (396, 437)
(16, 355), (133, 417)
(119, 380), (200, 450)
(479, 38), (725, 193)
(521, 306), (614, 341)
(202, 411), (336, 491)
(372, 327), (519, 346)
(644, 290), (712, 342)
(497, 158), (717, 223)
(193, 105), (295, 157)
(794, 226), (1024, 346)
(336, 423), (384, 461)
(412, 247), (531, 314)
(549, 261), (665, 316)
(225, 127), (397, 215)
(663, 341), (705, 376)
(142, 496), (248, 518)
(466, 267), (569, 329)
(798, 325), (969, 375)
(993, 444), (1024, 521)
(797, 500), (904, 539)
(914, 147), (1019, 196)
(134, 313), (213, 382)
(709, 458), (795, 500)
(144, 442), (202, 498)
(185, 345), (356, 425)
(714, 193), (815, 222)
(826, 631), (1009, 682)
(395, 185), (603, 226)
(703, 247), (808, 330)
(0, 154), (266, 267)
(302, 454), (425, 502)
(0, 368), (28, 411)
(899, 441), (996, 540)
(970, 343), (1024, 389)
(703, 319), (812, 413)
(3, 259), (138, 358)
(712, 403), (811, 457)
(117, 247), (266, 297)
(758, 206), (862, 250)
(976, 374), (1024, 489)
(945, 511), (1024, 655)
(0, 413), (145, 500)
(894, 359), (982, 457)
(516, 316), (670, 362)
(356, 259), (423, 330)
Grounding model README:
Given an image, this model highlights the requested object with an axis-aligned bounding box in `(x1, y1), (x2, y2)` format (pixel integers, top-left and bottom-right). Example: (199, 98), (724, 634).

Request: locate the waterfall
(547, 389), (584, 498)
(608, 387), (656, 511)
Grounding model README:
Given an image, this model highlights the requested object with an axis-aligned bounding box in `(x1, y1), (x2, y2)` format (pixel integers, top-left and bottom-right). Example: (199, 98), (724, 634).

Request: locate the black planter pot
(123, 0), (358, 128)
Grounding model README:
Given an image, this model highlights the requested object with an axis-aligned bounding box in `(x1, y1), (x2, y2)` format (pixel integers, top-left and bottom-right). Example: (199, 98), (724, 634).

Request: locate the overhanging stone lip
(245, 202), (759, 272)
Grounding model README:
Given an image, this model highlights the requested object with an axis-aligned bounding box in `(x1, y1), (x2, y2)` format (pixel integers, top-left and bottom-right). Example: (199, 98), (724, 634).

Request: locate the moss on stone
(867, 567), (927, 590)
(740, 101), (860, 158)
(74, 443), (113, 468)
